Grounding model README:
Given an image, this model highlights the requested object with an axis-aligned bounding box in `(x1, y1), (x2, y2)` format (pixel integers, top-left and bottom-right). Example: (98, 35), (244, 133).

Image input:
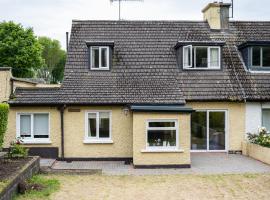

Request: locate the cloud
(0, 0), (269, 49)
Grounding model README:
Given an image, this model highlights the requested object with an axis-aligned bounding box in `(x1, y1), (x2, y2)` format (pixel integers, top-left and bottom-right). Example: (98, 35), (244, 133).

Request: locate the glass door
(191, 110), (226, 151)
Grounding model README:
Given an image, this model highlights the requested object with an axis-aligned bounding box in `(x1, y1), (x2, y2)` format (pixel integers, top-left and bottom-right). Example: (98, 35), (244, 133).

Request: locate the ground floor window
(86, 111), (111, 140)
(17, 113), (49, 140)
(262, 109), (270, 131)
(146, 120), (178, 149)
(191, 110), (226, 151)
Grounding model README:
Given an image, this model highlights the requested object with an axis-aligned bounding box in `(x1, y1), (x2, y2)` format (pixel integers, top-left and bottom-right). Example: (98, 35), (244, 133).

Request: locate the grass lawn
(22, 173), (270, 200)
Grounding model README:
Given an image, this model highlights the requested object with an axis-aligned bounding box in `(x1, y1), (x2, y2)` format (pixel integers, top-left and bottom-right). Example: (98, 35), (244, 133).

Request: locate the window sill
(83, 139), (113, 144)
(141, 149), (184, 153)
(22, 140), (52, 144)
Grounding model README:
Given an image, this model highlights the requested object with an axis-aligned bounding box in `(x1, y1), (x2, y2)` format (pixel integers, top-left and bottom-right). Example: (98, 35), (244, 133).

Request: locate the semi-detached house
(2, 2), (270, 168)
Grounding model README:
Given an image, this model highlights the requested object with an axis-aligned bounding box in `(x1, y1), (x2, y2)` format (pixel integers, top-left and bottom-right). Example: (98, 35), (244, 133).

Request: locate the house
(2, 2), (270, 168)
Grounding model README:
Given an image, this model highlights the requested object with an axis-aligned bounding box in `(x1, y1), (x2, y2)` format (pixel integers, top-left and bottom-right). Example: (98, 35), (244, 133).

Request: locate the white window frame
(183, 45), (221, 70)
(251, 47), (263, 67)
(90, 46), (110, 70)
(145, 119), (179, 151)
(16, 112), (51, 144)
(84, 111), (112, 143)
(190, 110), (228, 153)
(183, 45), (192, 68)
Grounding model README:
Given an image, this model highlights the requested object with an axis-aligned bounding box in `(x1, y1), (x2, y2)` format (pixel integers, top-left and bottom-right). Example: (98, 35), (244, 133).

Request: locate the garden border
(0, 156), (40, 200)
(242, 141), (270, 165)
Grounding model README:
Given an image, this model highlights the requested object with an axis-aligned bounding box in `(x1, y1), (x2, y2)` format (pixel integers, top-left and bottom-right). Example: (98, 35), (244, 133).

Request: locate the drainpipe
(58, 105), (66, 159)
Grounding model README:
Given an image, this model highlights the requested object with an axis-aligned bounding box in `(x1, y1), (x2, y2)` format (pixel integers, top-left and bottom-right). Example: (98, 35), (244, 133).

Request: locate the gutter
(58, 105), (66, 159)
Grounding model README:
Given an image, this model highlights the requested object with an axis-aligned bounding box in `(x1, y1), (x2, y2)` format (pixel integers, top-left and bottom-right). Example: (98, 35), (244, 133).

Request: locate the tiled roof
(9, 20), (270, 105)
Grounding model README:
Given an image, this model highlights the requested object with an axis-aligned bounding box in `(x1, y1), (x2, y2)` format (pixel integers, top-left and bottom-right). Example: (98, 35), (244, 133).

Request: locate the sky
(0, 0), (269, 50)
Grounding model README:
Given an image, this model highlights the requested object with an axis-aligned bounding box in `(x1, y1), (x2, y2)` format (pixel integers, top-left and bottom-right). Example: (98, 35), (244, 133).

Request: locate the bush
(0, 103), (9, 149)
(247, 127), (270, 148)
(8, 138), (28, 158)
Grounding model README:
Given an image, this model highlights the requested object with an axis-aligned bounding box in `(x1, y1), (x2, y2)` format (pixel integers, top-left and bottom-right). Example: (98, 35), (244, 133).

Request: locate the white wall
(245, 102), (261, 134)
(245, 102), (270, 134)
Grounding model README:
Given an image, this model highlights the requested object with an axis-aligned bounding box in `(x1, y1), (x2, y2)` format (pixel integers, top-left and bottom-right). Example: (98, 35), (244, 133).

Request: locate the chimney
(202, 1), (231, 30)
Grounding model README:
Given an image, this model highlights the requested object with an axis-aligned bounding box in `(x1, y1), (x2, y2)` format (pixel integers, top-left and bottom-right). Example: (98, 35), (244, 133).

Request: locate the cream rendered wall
(133, 112), (191, 166)
(203, 6), (221, 29)
(4, 107), (61, 156)
(0, 69), (11, 102)
(64, 106), (133, 158)
(187, 102), (245, 151)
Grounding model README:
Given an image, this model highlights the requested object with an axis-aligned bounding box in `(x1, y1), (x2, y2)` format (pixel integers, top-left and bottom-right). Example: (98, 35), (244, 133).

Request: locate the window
(86, 111), (111, 141)
(146, 120), (178, 149)
(90, 46), (109, 70)
(17, 113), (49, 141)
(262, 109), (270, 131)
(251, 46), (270, 67)
(183, 45), (221, 69)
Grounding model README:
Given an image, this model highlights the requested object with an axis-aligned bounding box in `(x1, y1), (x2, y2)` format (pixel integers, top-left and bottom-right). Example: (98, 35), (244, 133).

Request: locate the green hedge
(0, 103), (9, 149)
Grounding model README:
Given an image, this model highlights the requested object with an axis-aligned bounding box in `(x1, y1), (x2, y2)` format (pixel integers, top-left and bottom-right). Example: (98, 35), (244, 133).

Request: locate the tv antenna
(110, 0), (144, 20)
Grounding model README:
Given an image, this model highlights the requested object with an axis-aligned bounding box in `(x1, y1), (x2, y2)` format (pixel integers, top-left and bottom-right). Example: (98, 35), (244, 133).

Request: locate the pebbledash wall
(187, 102), (246, 151)
(4, 107), (62, 155)
(4, 102), (246, 162)
(133, 112), (191, 167)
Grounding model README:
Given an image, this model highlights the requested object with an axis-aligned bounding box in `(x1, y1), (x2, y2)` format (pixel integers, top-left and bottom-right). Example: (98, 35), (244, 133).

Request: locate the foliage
(247, 127), (270, 148)
(0, 103), (9, 149)
(14, 175), (60, 200)
(8, 138), (28, 158)
(0, 21), (43, 78)
(38, 36), (66, 83)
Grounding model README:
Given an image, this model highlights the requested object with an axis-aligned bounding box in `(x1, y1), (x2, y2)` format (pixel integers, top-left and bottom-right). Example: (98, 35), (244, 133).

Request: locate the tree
(0, 21), (43, 77)
(38, 37), (66, 83)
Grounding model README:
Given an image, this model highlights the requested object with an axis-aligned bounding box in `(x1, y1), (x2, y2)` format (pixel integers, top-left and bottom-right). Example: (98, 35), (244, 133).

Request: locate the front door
(191, 110), (227, 152)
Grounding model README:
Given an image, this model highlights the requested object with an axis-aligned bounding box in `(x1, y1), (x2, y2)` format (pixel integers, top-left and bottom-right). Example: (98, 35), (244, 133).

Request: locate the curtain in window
(183, 46), (191, 67)
(88, 113), (97, 137)
(262, 109), (270, 131)
(20, 115), (31, 137)
(210, 48), (219, 68)
(33, 114), (49, 138)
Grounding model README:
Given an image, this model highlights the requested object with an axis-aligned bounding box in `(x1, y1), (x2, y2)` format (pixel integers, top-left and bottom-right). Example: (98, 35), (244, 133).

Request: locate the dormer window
(90, 46), (109, 70)
(251, 47), (270, 67)
(183, 45), (221, 69)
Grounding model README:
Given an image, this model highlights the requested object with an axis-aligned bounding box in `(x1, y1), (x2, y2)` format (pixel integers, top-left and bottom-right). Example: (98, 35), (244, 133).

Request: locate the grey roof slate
(9, 20), (270, 105)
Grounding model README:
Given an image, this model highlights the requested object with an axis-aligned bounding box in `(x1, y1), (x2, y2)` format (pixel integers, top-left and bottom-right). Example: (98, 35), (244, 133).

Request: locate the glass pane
(195, 47), (208, 68)
(91, 47), (99, 68)
(252, 47), (261, 66)
(191, 112), (207, 150)
(210, 48), (219, 68)
(209, 112), (225, 150)
(149, 121), (175, 128)
(88, 113), (97, 137)
(147, 130), (176, 147)
(263, 47), (270, 67)
(33, 114), (49, 138)
(99, 112), (110, 138)
(183, 46), (191, 67)
(20, 115), (31, 137)
(101, 48), (108, 68)
(262, 109), (270, 132)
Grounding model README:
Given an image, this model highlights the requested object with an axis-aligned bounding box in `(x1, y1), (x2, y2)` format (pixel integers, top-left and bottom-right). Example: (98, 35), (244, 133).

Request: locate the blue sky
(1, 0), (269, 49)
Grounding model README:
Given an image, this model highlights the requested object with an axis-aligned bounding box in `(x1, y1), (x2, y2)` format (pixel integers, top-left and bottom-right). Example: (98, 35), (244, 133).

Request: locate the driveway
(41, 153), (270, 175)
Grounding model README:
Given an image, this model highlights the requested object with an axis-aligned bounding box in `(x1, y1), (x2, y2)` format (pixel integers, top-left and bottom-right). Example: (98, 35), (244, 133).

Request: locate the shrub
(8, 138), (28, 158)
(247, 127), (270, 148)
(0, 103), (9, 149)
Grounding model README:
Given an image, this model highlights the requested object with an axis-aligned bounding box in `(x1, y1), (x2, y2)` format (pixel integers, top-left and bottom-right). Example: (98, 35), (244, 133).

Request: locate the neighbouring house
(2, 2), (270, 168)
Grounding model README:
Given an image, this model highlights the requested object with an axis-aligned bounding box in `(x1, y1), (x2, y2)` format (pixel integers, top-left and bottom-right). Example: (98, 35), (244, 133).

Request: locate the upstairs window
(251, 47), (270, 67)
(90, 46), (109, 70)
(183, 45), (221, 69)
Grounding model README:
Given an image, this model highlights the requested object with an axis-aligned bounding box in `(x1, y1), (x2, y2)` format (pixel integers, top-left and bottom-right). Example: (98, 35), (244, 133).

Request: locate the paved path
(40, 153), (270, 175)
